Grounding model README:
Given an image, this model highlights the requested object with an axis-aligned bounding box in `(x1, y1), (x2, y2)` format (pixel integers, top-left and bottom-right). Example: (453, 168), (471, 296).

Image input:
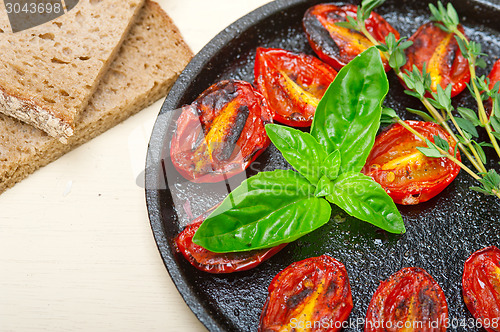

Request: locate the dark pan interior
(146, 0), (500, 331)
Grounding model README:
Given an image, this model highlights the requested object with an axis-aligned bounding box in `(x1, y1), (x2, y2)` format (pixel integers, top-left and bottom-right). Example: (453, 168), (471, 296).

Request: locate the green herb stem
(397, 119), (500, 199)
(420, 97), (448, 127)
(397, 119), (479, 180)
(457, 143), (485, 173)
(358, 2), (497, 196)
(361, 25), (381, 47)
(419, 81), (486, 173)
(469, 66), (500, 160)
(447, 108), (488, 173)
(360, 20), (487, 173)
(485, 122), (500, 158)
(453, 30), (487, 123)
(454, 28), (500, 160)
(469, 67), (487, 122)
(194, 48), (406, 253)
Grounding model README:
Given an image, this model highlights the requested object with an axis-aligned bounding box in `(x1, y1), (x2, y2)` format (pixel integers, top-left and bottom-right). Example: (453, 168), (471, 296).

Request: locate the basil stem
(193, 47), (405, 253)
(311, 47), (389, 174)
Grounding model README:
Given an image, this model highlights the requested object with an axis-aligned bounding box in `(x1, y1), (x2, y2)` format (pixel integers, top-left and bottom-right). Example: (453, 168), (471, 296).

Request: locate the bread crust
(0, 0), (145, 140)
(0, 86), (74, 141)
(0, 0), (193, 193)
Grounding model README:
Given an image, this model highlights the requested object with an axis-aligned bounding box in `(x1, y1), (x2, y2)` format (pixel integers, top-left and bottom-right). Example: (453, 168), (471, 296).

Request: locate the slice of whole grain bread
(0, 1), (11, 33)
(0, 0), (193, 193)
(0, 0), (145, 141)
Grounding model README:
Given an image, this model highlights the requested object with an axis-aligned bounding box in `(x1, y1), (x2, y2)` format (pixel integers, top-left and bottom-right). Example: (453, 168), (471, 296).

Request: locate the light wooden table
(0, 1), (272, 331)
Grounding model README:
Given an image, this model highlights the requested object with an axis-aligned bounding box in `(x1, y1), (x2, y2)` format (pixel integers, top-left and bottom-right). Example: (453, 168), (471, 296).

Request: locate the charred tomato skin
(259, 255), (353, 332)
(365, 267), (449, 332)
(170, 80), (273, 183)
(402, 22), (470, 98)
(489, 59), (500, 90)
(303, 3), (399, 71)
(462, 246), (500, 332)
(174, 206), (286, 274)
(362, 120), (460, 205)
(254, 47), (337, 127)
(486, 59), (500, 114)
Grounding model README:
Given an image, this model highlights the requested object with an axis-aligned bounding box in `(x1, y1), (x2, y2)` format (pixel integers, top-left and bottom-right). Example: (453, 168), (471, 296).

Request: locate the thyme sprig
(349, 0), (500, 199)
(398, 51), (487, 173)
(340, 0), (487, 173)
(376, 33), (413, 74)
(381, 108), (500, 198)
(428, 1), (500, 159)
(335, 0), (386, 34)
(428, 1), (459, 33)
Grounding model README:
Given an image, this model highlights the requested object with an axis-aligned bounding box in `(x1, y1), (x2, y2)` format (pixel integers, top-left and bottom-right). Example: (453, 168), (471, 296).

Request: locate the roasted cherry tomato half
(462, 246), (500, 332)
(170, 80), (273, 182)
(365, 267), (448, 332)
(174, 206), (286, 274)
(254, 47), (337, 127)
(362, 120), (460, 205)
(402, 22), (470, 97)
(259, 255), (353, 332)
(489, 59), (500, 91)
(486, 59), (500, 114)
(303, 3), (399, 71)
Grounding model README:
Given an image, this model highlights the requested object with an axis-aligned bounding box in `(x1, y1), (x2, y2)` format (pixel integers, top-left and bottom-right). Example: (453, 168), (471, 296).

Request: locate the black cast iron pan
(145, 0), (500, 331)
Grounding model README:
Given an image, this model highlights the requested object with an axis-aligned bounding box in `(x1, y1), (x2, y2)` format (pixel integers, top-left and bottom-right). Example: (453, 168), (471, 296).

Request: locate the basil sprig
(193, 47), (405, 253)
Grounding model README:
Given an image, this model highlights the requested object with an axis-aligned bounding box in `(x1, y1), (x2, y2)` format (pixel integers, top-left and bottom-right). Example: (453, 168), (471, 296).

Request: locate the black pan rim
(145, 1), (303, 330)
(145, 0), (500, 331)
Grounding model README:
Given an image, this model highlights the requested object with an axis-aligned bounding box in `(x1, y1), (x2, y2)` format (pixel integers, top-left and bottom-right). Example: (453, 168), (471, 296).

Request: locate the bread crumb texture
(0, 0), (193, 193)
(0, 0), (144, 139)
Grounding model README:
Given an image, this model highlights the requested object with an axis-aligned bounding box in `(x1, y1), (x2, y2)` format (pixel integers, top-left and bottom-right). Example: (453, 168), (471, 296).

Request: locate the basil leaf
(321, 150), (341, 181)
(265, 124), (327, 185)
(314, 175), (332, 198)
(193, 170), (332, 253)
(325, 172), (405, 234)
(311, 47), (389, 174)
